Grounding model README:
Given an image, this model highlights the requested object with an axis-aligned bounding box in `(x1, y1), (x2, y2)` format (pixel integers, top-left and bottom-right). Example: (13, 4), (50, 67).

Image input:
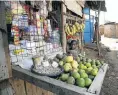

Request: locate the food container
(32, 55), (42, 69)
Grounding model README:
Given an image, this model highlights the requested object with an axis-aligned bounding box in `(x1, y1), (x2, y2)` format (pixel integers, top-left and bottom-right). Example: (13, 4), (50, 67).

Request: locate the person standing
(93, 17), (100, 43)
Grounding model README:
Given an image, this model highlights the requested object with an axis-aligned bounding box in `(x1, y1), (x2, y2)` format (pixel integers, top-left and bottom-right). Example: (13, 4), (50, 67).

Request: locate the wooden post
(61, 2), (67, 53)
(97, 2), (101, 56)
(0, 1), (13, 95)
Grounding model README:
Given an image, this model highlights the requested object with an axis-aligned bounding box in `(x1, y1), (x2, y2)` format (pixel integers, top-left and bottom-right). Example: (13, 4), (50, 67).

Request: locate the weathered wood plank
(41, 88), (49, 95)
(61, 3), (67, 53)
(64, 13), (84, 21)
(36, 86), (43, 95)
(11, 78), (55, 95)
(88, 64), (108, 95)
(48, 91), (55, 95)
(32, 84), (38, 95)
(0, 1), (11, 82)
(12, 79), (26, 95)
(26, 81), (33, 95)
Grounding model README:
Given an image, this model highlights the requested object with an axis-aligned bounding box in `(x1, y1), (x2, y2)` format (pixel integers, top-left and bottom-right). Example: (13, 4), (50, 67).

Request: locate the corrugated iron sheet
(62, 0), (83, 17)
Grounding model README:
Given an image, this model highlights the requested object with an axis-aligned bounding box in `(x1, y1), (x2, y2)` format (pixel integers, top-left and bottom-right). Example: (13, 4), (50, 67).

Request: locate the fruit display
(64, 22), (85, 36)
(53, 54), (105, 88)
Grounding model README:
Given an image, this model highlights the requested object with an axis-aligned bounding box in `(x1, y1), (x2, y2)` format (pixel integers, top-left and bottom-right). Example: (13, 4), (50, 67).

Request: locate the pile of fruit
(65, 22), (85, 36)
(55, 54), (104, 88)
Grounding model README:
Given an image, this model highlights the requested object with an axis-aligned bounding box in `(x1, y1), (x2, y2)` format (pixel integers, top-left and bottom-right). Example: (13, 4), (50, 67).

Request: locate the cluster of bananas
(65, 22), (85, 36)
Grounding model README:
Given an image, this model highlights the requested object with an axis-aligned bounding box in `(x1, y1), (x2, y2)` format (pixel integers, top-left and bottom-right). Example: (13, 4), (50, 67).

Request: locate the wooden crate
(12, 63), (108, 95)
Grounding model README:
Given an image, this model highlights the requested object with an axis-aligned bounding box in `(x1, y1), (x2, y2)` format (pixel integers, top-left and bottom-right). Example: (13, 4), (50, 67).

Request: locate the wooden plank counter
(12, 64), (108, 95)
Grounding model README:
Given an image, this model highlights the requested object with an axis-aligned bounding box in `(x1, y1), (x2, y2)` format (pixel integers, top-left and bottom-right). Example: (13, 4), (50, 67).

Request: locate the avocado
(53, 57), (60, 63)
(56, 54), (63, 60)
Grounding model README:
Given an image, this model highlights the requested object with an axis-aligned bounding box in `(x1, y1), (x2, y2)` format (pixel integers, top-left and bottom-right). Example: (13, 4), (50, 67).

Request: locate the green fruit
(79, 64), (84, 69)
(91, 69), (98, 76)
(76, 78), (85, 87)
(72, 72), (80, 79)
(67, 76), (75, 84)
(72, 68), (79, 72)
(62, 56), (67, 63)
(59, 61), (64, 66)
(63, 63), (72, 72)
(53, 57), (60, 63)
(92, 65), (97, 68)
(86, 67), (93, 74)
(77, 57), (80, 63)
(65, 56), (73, 63)
(79, 69), (85, 74)
(97, 64), (101, 68)
(94, 67), (98, 72)
(56, 54), (63, 60)
(88, 75), (95, 80)
(91, 62), (96, 66)
(60, 73), (69, 81)
(82, 58), (86, 62)
(71, 60), (79, 69)
(80, 72), (88, 78)
(83, 66), (87, 70)
(91, 59), (96, 65)
(80, 57), (83, 60)
(96, 60), (101, 66)
(86, 63), (91, 68)
(86, 59), (92, 63)
(85, 78), (92, 87)
(100, 61), (104, 65)
(88, 59), (92, 63)
(83, 62), (87, 65)
(92, 59), (96, 63)
(79, 61), (82, 64)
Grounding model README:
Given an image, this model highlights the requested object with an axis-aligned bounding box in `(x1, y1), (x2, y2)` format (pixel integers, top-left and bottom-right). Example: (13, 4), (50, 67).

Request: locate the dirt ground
(100, 51), (118, 95)
(84, 46), (118, 95)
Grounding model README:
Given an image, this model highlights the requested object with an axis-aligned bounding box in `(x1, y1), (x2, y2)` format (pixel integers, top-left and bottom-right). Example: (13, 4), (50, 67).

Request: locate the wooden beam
(96, 2), (101, 56)
(61, 3), (67, 53)
(63, 13), (84, 21)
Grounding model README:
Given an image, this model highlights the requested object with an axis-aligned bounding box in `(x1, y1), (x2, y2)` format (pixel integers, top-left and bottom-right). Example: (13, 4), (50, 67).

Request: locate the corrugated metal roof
(85, 1), (106, 12)
(63, 0), (83, 17)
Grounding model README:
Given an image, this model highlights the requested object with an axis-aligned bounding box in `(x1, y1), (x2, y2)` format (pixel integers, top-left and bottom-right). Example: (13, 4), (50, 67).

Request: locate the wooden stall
(0, 1), (108, 95)
(11, 63), (108, 95)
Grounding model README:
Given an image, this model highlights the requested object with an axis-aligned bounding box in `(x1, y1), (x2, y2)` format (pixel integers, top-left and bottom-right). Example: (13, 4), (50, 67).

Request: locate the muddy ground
(85, 46), (118, 95)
